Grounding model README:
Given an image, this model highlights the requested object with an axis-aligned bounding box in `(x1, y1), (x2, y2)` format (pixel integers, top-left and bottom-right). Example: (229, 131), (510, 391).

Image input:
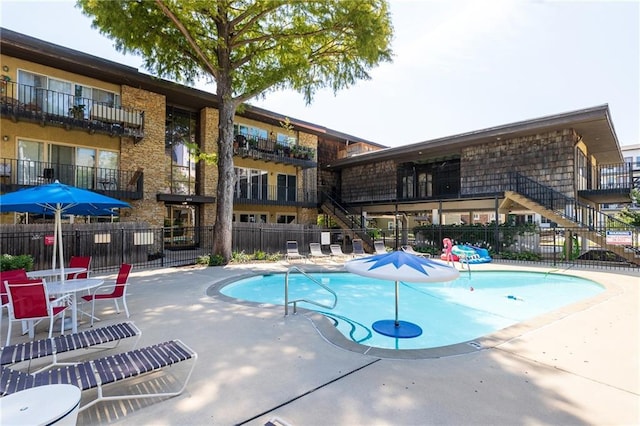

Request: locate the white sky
(1, 0), (638, 147)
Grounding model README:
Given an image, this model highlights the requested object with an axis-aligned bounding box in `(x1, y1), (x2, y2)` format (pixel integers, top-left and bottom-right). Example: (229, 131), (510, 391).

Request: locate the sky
(1, 0), (638, 148)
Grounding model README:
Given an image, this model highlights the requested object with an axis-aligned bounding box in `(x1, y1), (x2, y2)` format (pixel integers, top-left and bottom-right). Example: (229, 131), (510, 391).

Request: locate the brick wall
(200, 107), (219, 226)
(120, 86), (166, 226)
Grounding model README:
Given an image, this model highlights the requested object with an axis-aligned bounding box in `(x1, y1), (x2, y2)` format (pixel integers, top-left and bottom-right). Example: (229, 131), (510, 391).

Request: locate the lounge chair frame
(0, 339), (197, 412)
(308, 243), (330, 261)
(0, 322), (141, 373)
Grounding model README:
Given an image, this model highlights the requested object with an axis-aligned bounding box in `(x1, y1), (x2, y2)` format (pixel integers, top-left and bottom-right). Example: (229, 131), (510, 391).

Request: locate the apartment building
(0, 28), (383, 249)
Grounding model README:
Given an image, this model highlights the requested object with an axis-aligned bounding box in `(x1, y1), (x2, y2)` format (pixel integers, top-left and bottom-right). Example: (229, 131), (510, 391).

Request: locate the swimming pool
(220, 271), (604, 350)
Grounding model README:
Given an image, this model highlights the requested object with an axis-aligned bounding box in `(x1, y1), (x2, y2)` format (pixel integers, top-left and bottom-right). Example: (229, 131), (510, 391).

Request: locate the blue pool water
(220, 271), (604, 350)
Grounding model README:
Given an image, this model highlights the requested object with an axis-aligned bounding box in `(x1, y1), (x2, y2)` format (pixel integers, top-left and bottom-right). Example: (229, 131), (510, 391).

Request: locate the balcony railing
(0, 158), (143, 200)
(234, 134), (316, 169)
(234, 185), (317, 207)
(0, 81), (145, 140)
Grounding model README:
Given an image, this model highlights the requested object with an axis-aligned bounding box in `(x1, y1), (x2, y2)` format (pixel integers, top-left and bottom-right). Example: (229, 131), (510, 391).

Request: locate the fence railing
(1, 223), (637, 274)
(0, 158), (144, 200)
(0, 81), (145, 139)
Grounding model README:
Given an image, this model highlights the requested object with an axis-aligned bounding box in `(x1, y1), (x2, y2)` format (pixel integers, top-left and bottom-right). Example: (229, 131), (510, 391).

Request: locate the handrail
(284, 266), (338, 315)
(508, 171), (636, 231)
(321, 191), (374, 248)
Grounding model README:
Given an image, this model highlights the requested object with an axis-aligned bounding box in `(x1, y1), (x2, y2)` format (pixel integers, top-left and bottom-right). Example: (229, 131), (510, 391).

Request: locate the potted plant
(69, 104), (85, 120)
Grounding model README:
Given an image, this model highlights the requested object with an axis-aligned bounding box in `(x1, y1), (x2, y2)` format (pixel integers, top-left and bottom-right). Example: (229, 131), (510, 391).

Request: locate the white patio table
(0, 384), (81, 425)
(27, 267), (87, 281)
(46, 278), (104, 334)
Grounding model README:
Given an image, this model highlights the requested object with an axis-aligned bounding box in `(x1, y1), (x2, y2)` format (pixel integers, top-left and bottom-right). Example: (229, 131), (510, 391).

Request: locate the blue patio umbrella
(0, 180), (130, 281)
(345, 250), (459, 338)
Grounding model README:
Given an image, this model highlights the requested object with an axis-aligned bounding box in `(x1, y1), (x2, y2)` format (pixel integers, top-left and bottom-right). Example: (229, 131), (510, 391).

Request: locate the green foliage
(367, 228), (382, 240)
(77, 0), (393, 262)
(253, 250), (267, 261)
(0, 254), (34, 272)
(413, 223), (537, 253)
(196, 255), (211, 266)
(231, 251), (252, 263)
(208, 254), (225, 266)
(266, 252), (282, 262)
(616, 191), (640, 226)
(498, 251), (542, 261)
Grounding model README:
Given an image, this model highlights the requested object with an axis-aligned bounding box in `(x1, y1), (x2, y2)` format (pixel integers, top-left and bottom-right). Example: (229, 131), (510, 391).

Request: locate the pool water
(220, 271), (604, 350)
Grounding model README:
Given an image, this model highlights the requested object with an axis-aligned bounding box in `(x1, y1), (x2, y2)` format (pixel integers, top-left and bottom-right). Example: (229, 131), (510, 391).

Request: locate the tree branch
(155, 0), (220, 81)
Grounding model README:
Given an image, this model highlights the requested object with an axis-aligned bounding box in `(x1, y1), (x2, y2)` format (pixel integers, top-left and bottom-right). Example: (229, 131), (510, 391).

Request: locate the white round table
(27, 267), (87, 280)
(0, 384), (81, 425)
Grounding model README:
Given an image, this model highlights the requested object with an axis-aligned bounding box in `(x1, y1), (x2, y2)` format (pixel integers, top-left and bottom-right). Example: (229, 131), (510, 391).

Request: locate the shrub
(0, 254), (34, 271)
(253, 250), (267, 261)
(196, 255), (211, 266)
(209, 254), (225, 266)
(266, 252), (282, 262)
(231, 251), (252, 263)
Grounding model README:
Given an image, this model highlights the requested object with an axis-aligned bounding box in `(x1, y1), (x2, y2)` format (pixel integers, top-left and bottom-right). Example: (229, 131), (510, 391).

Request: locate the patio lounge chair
(330, 244), (348, 260)
(285, 241), (306, 262)
(401, 245), (431, 258)
(0, 339), (197, 412)
(374, 241), (388, 255)
(0, 322), (141, 372)
(352, 239), (368, 257)
(308, 243), (330, 261)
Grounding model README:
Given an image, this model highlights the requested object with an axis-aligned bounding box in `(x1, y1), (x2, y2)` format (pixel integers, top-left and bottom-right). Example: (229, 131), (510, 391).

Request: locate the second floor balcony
(234, 134), (317, 169)
(0, 81), (145, 140)
(0, 158), (143, 200)
(234, 184), (317, 207)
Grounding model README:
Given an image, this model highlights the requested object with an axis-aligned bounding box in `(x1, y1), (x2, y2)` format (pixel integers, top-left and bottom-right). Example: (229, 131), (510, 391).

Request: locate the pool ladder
(284, 266), (337, 315)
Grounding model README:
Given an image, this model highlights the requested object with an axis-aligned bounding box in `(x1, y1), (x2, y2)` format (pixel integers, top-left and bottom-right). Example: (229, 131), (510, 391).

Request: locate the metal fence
(1, 223), (638, 273)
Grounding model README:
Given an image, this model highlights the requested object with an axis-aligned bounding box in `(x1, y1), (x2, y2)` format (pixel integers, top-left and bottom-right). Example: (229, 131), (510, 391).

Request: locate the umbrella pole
(57, 207), (65, 283)
(394, 280), (399, 327)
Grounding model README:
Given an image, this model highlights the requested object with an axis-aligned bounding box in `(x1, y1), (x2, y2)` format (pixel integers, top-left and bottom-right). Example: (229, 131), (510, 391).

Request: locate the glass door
(75, 147), (96, 189)
(164, 204), (197, 248)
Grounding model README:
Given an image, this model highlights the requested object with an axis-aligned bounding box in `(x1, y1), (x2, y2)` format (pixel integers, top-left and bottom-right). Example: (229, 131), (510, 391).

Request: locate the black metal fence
(1, 223), (637, 273)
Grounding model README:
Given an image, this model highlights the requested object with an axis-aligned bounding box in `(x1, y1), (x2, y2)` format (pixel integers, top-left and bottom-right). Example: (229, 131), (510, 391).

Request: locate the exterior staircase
(502, 172), (639, 265)
(320, 193), (374, 253)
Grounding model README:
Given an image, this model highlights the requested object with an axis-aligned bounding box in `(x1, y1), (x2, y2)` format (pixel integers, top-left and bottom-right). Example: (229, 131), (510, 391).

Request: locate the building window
(237, 213), (267, 223)
(276, 214), (296, 224)
(277, 174), (297, 202)
(166, 106), (198, 195)
(234, 167), (268, 200)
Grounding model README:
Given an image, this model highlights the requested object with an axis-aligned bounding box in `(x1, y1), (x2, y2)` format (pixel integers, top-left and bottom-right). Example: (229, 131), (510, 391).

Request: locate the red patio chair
(5, 278), (70, 346)
(81, 264), (132, 326)
(67, 256), (92, 280)
(0, 269), (28, 343)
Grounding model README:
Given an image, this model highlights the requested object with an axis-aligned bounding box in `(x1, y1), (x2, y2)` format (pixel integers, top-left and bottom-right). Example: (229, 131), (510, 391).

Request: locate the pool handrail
(284, 266), (338, 315)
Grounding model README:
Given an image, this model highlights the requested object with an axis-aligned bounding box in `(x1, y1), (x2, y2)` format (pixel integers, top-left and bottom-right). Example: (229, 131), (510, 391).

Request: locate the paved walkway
(8, 261), (638, 425)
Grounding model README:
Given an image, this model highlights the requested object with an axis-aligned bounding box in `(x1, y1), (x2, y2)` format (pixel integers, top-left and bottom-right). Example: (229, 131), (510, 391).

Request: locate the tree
(77, 0), (393, 261)
(618, 189), (640, 226)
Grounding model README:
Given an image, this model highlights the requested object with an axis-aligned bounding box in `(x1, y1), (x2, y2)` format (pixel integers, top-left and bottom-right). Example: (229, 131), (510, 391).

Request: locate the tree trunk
(212, 95), (237, 262)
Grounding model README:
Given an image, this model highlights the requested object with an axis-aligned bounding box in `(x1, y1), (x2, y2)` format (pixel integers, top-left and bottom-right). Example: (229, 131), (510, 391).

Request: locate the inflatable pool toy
(451, 244), (492, 264)
(441, 238), (459, 262)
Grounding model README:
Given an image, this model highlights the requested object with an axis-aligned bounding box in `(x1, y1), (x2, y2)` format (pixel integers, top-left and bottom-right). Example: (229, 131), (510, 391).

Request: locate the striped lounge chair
(0, 322), (141, 373)
(0, 339), (197, 412)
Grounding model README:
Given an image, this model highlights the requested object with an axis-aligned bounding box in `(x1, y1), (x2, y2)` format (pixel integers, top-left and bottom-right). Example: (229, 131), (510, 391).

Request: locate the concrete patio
(6, 261), (639, 425)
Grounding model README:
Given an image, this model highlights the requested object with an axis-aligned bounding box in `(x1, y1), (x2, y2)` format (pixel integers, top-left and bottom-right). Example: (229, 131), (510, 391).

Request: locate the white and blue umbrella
(345, 250), (459, 338)
(0, 180), (130, 281)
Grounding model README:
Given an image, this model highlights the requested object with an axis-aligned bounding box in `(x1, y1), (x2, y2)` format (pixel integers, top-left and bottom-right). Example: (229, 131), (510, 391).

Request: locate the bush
(0, 254), (34, 271)
(253, 250), (267, 261)
(209, 254), (225, 266)
(196, 255), (211, 266)
(231, 251), (252, 263)
(266, 252), (282, 262)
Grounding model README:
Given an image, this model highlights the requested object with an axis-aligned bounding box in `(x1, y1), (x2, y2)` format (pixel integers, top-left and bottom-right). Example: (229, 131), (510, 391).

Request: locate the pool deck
(7, 261), (639, 425)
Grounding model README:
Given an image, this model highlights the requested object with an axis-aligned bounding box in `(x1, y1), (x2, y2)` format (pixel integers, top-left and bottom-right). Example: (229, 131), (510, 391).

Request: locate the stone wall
(341, 160), (396, 202)
(461, 129), (577, 198)
(120, 86), (166, 226)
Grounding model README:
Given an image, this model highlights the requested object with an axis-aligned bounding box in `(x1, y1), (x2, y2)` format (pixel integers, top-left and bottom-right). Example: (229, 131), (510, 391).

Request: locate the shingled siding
(341, 160), (396, 202)
(461, 129), (577, 198)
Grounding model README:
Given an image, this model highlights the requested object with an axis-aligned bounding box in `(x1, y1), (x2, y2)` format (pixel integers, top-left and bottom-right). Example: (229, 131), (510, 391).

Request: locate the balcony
(0, 158), (143, 200)
(578, 163), (640, 204)
(0, 81), (145, 140)
(234, 185), (317, 207)
(234, 134), (316, 169)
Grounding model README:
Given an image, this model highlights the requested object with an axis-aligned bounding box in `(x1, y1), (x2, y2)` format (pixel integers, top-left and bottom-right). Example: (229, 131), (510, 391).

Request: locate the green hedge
(0, 254), (34, 272)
